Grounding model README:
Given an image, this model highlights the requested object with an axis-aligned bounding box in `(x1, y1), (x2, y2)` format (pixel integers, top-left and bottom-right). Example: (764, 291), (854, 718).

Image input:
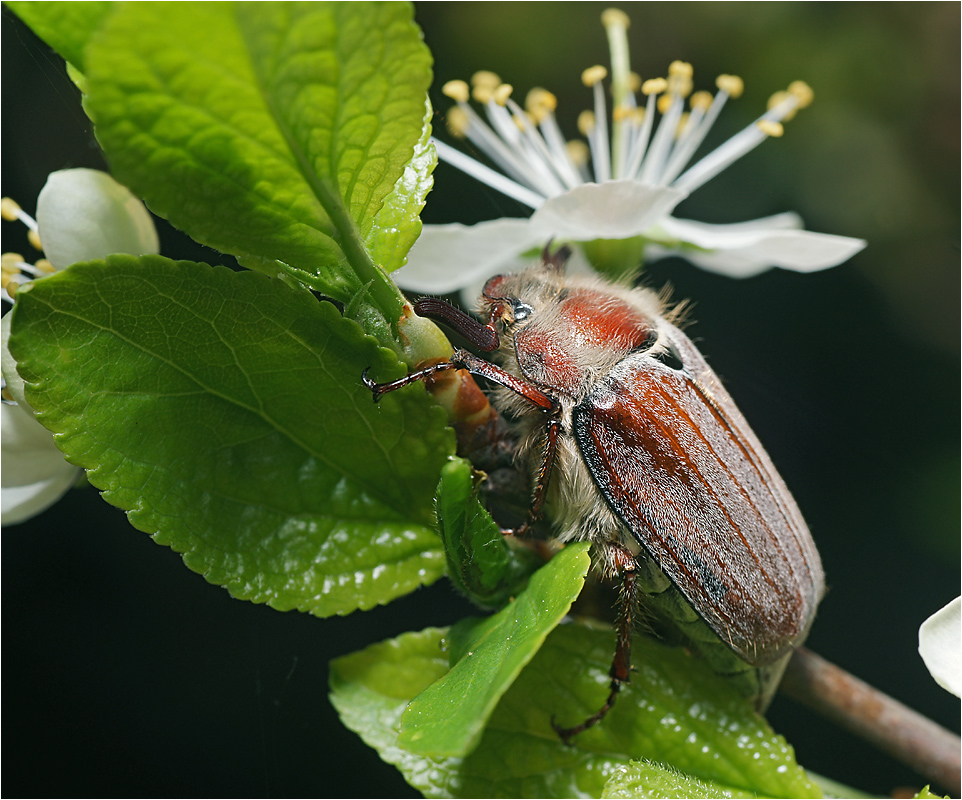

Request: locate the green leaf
(9, 255), (455, 615)
(330, 622), (820, 798)
(435, 457), (542, 609)
(602, 761), (763, 799)
(84, 2), (432, 319)
(365, 97), (437, 273)
(6, 1), (114, 71)
(397, 541), (590, 757)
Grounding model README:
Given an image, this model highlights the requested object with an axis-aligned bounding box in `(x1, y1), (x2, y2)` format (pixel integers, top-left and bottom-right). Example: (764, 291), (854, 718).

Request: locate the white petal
(393, 218), (548, 295)
(919, 596), (962, 698)
(530, 180), (687, 242)
(1, 313), (28, 408)
(653, 214), (866, 278)
(1, 401), (74, 487)
(36, 168), (160, 269)
(2, 470), (78, 525)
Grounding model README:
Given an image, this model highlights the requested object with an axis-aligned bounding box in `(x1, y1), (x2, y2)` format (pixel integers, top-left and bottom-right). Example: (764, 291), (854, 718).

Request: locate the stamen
(493, 83), (513, 106)
(432, 138), (546, 209)
(446, 106), (470, 138)
(1, 198), (22, 221)
(658, 79), (740, 185)
(35, 258), (55, 275)
(442, 80), (470, 104)
(578, 110), (596, 136)
(756, 119), (784, 137)
(566, 140), (590, 169)
(1, 196), (39, 231)
(28, 229), (42, 251)
(789, 80), (814, 108)
(716, 74), (744, 98)
(471, 71), (501, 104)
(642, 77), (667, 96)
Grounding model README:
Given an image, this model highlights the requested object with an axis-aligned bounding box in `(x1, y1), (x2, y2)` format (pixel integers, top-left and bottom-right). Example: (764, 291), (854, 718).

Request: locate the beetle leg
(361, 361), (461, 402)
(364, 348), (555, 409)
(503, 413), (561, 538)
(553, 544), (638, 744)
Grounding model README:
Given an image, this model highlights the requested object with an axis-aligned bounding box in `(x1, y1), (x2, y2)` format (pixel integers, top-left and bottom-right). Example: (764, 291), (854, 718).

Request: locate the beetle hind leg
(553, 545), (638, 744)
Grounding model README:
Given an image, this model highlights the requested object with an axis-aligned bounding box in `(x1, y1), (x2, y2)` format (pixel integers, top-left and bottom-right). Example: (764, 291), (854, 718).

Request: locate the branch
(780, 647), (961, 797)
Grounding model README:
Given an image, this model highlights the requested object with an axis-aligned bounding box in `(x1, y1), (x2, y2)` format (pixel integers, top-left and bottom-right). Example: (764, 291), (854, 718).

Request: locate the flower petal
(1, 401), (75, 487)
(531, 180), (687, 242)
(1, 470), (78, 526)
(919, 596), (962, 698)
(1, 313), (28, 408)
(652, 214), (867, 278)
(36, 168), (159, 269)
(394, 218), (548, 294)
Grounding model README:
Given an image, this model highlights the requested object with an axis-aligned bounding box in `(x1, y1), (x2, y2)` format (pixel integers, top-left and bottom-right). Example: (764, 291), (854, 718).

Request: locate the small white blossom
(394, 8), (865, 294)
(919, 596), (961, 698)
(1, 168), (159, 525)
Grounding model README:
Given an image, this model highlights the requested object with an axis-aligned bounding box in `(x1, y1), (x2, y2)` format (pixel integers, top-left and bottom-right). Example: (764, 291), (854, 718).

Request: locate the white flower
(1, 168), (159, 525)
(919, 596), (961, 698)
(394, 8), (865, 295)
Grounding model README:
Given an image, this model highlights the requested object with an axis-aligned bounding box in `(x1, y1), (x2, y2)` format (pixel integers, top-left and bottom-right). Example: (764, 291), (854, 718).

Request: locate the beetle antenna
(413, 297), (500, 352)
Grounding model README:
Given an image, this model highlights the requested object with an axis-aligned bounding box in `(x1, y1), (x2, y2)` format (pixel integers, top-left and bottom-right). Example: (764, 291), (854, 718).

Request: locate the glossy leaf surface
(397, 541), (590, 757)
(9, 255), (453, 615)
(83, 2), (433, 314)
(330, 621), (819, 798)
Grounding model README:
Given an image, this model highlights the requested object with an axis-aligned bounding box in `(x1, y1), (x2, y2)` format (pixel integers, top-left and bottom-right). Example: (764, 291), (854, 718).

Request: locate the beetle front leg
(361, 360), (461, 402)
(553, 543), (638, 744)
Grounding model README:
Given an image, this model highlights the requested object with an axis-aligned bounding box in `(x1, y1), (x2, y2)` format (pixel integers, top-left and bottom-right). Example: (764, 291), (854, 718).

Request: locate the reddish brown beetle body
(366, 248), (824, 740)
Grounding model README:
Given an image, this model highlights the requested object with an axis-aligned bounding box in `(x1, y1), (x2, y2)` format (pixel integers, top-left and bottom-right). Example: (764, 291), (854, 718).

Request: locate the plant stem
(781, 647), (961, 797)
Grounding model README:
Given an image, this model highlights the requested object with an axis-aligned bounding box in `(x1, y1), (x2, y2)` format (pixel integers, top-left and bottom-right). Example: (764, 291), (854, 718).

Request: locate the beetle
(363, 245), (825, 742)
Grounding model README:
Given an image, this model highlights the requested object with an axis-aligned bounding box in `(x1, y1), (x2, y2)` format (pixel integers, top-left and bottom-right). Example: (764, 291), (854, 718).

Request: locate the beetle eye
(651, 342), (685, 372)
(512, 301), (534, 322)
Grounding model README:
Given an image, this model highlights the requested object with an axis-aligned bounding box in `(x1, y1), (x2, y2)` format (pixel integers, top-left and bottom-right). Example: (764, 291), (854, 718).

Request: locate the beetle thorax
(482, 270), (664, 401)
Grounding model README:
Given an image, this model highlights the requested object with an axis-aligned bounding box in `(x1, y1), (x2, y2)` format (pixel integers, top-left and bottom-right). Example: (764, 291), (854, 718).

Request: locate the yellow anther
(676, 112), (691, 139)
(628, 72), (642, 92)
(767, 90), (790, 111)
(1, 197), (21, 221)
(471, 71), (501, 103)
(5, 280), (18, 299)
(581, 65), (608, 87)
(612, 105), (633, 123)
(525, 88), (557, 114)
(565, 140), (590, 167)
(788, 80), (814, 108)
(442, 80), (470, 103)
(471, 71), (501, 89)
(716, 74), (744, 98)
(642, 77), (667, 96)
(690, 90), (713, 112)
(35, 258), (55, 274)
(767, 89), (798, 121)
(668, 60), (694, 79)
(631, 107), (646, 125)
(577, 110), (596, 136)
(657, 94), (674, 114)
(757, 119), (784, 138)
(493, 83), (513, 106)
(28, 229), (42, 251)
(1, 385), (14, 402)
(1, 252), (25, 270)
(601, 8), (631, 29)
(446, 106), (470, 138)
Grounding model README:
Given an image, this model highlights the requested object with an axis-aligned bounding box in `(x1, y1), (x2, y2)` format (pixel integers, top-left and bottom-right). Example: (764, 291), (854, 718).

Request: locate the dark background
(3, 3), (959, 797)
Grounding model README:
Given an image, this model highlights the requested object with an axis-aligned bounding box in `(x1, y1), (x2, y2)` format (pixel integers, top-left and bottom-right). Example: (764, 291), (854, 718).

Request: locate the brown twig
(780, 647), (961, 797)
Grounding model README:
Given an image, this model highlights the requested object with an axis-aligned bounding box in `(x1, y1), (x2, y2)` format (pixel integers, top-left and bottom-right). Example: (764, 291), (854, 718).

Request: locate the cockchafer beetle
(363, 245), (824, 742)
